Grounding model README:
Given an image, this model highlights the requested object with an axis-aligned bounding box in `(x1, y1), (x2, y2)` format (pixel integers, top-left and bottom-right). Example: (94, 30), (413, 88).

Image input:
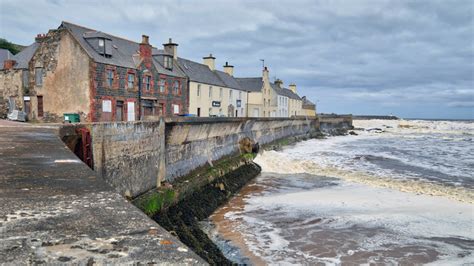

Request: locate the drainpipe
(138, 70), (142, 120)
(246, 90), (249, 117)
(138, 69), (150, 121)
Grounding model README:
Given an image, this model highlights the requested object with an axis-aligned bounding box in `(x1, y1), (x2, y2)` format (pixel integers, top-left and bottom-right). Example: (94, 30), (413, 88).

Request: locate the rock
(349, 131), (358, 135)
(239, 137), (254, 154)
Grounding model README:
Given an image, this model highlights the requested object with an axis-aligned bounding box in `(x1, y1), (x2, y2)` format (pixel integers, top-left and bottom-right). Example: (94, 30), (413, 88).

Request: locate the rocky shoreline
(151, 162), (261, 264)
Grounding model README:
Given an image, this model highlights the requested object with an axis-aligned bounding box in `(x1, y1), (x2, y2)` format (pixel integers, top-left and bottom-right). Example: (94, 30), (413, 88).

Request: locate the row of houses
(0, 21), (316, 122)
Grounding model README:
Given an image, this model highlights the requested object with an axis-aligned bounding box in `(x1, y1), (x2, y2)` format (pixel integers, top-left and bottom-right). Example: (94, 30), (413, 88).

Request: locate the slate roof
(61, 22), (139, 69)
(284, 88), (301, 100)
(0, 43), (39, 70)
(12, 43), (38, 69)
(176, 57), (225, 87)
(61, 21), (185, 78)
(0, 49), (13, 64)
(302, 96), (316, 109)
(235, 77), (263, 92)
(152, 55), (187, 78)
(214, 70), (243, 90)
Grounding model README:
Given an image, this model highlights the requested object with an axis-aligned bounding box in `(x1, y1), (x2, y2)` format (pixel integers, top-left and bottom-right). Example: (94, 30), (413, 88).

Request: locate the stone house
(0, 21), (188, 122)
(0, 44), (38, 118)
(177, 54), (248, 117)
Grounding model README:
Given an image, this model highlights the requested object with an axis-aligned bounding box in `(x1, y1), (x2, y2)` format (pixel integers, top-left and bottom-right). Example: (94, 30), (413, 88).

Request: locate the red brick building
(0, 21), (188, 122)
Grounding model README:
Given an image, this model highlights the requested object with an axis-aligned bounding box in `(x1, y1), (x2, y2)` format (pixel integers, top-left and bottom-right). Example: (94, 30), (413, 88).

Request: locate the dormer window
(164, 56), (173, 70)
(84, 32), (112, 58)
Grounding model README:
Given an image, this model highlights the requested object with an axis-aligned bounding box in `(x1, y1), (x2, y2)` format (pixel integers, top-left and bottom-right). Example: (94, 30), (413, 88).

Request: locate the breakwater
(61, 117), (320, 198)
(59, 115), (353, 264)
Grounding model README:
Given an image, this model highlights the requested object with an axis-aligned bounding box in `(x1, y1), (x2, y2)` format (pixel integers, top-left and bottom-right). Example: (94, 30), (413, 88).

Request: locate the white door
(127, 102), (135, 121)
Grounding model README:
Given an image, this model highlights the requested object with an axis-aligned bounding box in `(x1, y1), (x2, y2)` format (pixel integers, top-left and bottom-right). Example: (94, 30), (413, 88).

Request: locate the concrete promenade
(0, 120), (205, 264)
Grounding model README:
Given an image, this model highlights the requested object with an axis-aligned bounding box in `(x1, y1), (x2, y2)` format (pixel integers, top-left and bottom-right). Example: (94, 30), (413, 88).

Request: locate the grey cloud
(1, 0), (472, 118)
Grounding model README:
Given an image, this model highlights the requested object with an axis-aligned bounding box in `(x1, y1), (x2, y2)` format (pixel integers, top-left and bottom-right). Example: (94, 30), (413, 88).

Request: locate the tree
(0, 38), (21, 55)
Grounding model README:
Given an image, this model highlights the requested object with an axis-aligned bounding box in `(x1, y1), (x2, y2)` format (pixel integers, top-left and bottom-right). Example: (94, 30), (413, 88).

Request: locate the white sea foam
(213, 119), (474, 264)
(254, 150), (474, 203)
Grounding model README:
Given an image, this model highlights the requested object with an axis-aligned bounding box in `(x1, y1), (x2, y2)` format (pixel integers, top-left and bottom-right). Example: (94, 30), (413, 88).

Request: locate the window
(158, 79), (166, 93)
(219, 88), (223, 99)
(164, 56), (173, 69)
(172, 104), (180, 114)
(229, 90), (233, 102)
(209, 86), (213, 98)
(197, 84), (201, 96)
(144, 76), (151, 91)
(128, 74), (134, 89)
(173, 81), (180, 95)
(35, 67), (43, 86)
(22, 71), (29, 89)
(98, 39), (104, 47)
(107, 70), (113, 87)
(102, 100), (112, 112)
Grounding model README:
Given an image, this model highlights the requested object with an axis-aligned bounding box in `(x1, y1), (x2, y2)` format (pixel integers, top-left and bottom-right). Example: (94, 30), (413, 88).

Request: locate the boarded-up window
(127, 102), (135, 121)
(35, 68), (43, 86)
(102, 100), (112, 112)
(22, 71), (29, 89)
(173, 104), (180, 114)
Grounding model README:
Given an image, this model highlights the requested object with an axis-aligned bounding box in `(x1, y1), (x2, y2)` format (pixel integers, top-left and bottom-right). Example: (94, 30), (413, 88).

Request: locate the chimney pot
(223, 61), (234, 76)
(142, 35), (149, 44)
(203, 54), (216, 70)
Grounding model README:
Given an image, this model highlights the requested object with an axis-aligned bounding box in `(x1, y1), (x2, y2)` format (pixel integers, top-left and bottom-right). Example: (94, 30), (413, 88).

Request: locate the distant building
(301, 96), (316, 117)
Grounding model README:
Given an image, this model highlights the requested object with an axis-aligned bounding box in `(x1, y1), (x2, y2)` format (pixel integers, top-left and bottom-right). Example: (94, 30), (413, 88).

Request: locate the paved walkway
(0, 121), (205, 264)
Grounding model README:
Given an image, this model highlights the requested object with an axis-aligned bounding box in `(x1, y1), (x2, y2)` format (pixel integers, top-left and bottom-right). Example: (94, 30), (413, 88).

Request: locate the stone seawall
(319, 114), (353, 134)
(165, 117), (318, 182)
(61, 117), (320, 198)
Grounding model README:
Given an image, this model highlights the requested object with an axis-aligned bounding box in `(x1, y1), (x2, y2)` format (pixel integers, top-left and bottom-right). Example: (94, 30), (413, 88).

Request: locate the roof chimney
(35, 33), (47, 43)
(163, 38), (178, 60)
(223, 61), (234, 76)
(3, 59), (16, 70)
(203, 54), (216, 71)
(139, 34), (152, 68)
(289, 83), (297, 93)
(262, 66), (269, 82)
(274, 79), (283, 88)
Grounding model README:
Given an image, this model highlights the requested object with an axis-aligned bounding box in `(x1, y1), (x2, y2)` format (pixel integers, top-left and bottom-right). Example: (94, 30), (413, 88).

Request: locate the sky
(1, 0), (473, 119)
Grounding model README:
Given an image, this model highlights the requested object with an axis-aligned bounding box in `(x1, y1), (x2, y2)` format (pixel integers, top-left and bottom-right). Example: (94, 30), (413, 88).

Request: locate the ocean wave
(353, 119), (474, 136)
(254, 151), (474, 203)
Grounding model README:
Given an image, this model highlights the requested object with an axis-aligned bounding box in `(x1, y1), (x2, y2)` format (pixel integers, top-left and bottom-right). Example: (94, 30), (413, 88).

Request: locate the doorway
(116, 100), (124, 121)
(197, 107), (201, 117)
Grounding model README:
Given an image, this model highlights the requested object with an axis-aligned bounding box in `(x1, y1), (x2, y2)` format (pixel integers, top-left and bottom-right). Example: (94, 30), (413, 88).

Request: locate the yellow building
(177, 55), (248, 117)
(302, 96), (317, 117)
(236, 67), (279, 117)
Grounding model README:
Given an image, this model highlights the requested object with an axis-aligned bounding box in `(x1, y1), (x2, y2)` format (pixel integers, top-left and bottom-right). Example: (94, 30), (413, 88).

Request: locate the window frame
(106, 70), (114, 87)
(127, 73), (135, 89)
(35, 67), (43, 86)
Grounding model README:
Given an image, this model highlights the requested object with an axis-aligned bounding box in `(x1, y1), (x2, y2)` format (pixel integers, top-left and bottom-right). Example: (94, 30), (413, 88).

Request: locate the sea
(202, 119), (474, 265)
